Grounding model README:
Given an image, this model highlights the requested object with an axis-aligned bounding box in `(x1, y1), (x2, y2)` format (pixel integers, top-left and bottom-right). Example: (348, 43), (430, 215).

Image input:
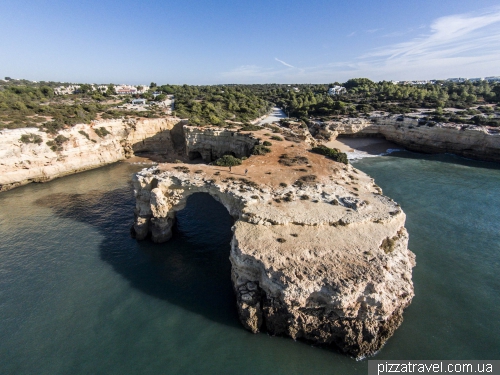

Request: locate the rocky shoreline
(310, 116), (500, 162)
(1, 115), (499, 193)
(131, 124), (415, 358)
(0, 117), (186, 192)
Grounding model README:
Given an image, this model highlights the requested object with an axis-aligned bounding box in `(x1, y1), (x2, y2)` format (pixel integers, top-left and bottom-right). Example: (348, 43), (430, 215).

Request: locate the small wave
(346, 151), (379, 161)
(348, 148), (405, 161)
(380, 148), (404, 156)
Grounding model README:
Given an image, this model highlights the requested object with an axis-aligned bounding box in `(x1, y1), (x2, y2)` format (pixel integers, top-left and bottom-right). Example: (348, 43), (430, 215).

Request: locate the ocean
(1, 151), (499, 374)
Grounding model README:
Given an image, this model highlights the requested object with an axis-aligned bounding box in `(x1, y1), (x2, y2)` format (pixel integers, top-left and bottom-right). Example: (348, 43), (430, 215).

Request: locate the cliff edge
(0, 117), (185, 192)
(311, 116), (500, 162)
(132, 126), (415, 358)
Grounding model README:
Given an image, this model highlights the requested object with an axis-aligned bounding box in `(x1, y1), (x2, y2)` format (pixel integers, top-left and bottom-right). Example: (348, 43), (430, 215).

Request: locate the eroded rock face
(0, 117), (185, 192)
(184, 126), (259, 161)
(311, 116), (500, 162)
(132, 164), (415, 358)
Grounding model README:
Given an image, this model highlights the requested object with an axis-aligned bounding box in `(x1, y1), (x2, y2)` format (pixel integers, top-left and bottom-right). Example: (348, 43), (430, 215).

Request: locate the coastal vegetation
(159, 85), (272, 126)
(258, 79), (500, 126)
(311, 145), (349, 165)
(215, 155), (242, 167)
(2, 78), (499, 134)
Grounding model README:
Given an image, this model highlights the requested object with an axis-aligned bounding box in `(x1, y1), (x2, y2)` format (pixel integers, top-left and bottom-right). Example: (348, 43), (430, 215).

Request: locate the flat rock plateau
(132, 124), (416, 358)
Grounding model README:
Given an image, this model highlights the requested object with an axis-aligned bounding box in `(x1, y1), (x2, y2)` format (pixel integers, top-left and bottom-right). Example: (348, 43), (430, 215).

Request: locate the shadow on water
(35, 184), (241, 329)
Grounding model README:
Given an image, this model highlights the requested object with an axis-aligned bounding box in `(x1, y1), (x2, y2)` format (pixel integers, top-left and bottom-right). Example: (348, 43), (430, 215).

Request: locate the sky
(1, 0), (500, 84)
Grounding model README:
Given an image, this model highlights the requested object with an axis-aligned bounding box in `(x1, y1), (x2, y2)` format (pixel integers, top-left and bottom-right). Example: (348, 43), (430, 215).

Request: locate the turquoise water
(0, 153), (499, 374)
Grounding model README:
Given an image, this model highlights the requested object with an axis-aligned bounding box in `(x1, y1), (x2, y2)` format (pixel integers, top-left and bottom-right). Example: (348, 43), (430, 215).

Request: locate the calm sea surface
(1, 152), (499, 374)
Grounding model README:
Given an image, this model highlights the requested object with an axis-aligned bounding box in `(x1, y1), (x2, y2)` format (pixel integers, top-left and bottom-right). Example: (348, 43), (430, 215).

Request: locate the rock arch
(132, 167), (415, 359)
(133, 175), (244, 243)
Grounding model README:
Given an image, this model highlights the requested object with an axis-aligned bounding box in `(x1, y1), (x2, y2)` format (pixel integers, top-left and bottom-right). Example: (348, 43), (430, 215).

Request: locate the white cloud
(275, 58), (294, 68)
(355, 8), (500, 80)
(347, 31), (356, 37)
(220, 8), (500, 83)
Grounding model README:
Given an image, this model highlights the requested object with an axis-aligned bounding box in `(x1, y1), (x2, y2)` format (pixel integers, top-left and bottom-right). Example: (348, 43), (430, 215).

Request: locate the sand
(325, 137), (401, 158)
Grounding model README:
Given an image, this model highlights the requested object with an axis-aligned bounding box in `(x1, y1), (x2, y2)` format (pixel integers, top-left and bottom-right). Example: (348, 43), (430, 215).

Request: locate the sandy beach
(325, 137), (401, 158)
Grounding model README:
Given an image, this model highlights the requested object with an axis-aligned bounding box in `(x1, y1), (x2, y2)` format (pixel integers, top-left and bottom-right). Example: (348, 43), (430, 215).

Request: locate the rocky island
(131, 123), (415, 358)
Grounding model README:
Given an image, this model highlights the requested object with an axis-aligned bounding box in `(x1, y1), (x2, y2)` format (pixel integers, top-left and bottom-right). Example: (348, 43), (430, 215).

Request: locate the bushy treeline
(0, 81), (148, 131)
(155, 84), (272, 125)
(2, 78), (499, 133)
(0, 84), (111, 131)
(252, 79), (500, 121)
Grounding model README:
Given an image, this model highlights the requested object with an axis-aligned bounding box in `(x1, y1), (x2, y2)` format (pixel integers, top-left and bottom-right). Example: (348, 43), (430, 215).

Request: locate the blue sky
(1, 0), (499, 84)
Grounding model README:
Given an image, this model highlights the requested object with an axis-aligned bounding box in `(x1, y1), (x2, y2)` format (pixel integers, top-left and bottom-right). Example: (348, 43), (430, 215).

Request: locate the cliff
(132, 126), (415, 358)
(0, 117), (185, 192)
(312, 117), (500, 162)
(184, 126), (259, 161)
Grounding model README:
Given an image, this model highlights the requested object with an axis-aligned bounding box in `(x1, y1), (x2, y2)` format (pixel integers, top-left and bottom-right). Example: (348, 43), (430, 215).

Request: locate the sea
(0, 151), (499, 374)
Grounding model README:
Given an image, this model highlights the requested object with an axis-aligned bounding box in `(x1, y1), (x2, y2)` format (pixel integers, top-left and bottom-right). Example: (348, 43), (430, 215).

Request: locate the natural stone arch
(133, 175), (244, 243)
(132, 166), (415, 359)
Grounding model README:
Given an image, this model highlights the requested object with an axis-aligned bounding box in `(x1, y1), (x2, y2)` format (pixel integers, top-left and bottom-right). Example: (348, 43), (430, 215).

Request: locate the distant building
(131, 99), (147, 105)
(328, 86), (346, 95)
(54, 85), (80, 95)
(115, 85), (138, 95)
(485, 76), (500, 83)
(447, 78), (467, 83)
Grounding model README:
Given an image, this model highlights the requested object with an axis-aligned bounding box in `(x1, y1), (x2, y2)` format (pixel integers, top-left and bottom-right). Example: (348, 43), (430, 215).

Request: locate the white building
(485, 76), (500, 83)
(328, 86), (346, 95)
(54, 85), (80, 95)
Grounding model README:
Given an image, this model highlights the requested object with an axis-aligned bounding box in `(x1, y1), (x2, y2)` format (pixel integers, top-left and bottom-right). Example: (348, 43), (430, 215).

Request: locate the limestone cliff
(184, 126), (259, 161)
(132, 130), (415, 358)
(312, 116), (500, 162)
(0, 117), (185, 192)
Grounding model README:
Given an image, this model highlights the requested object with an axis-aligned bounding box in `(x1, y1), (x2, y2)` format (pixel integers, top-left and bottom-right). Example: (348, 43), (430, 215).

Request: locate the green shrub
(270, 135), (283, 141)
(278, 154), (309, 166)
(78, 130), (90, 140)
(311, 145), (348, 164)
(46, 134), (69, 151)
(240, 124), (261, 131)
(252, 145), (271, 155)
(20, 133), (43, 145)
(215, 155), (242, 167)
(380, 236), (397, 254)
(94, 127), (110, 138)
(263, 141), (272, 146)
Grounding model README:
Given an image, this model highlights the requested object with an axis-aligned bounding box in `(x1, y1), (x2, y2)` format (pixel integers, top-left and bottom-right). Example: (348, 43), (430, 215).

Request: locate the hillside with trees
(1, 78), (499, 132)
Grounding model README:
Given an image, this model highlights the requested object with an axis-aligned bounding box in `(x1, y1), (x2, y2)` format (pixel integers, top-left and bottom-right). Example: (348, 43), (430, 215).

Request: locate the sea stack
(132, 125), (415, 358)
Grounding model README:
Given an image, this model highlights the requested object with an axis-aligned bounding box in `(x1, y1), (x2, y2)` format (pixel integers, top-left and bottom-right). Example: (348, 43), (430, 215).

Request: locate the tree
(79, 84), (92, 95)
(150, 82), (157, 88)
(106, 84), (116, 96)
(215, 155), (242, 168)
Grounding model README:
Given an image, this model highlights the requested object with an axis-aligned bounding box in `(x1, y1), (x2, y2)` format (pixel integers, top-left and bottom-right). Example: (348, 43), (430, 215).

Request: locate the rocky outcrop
(132, 153), (415, 358)
(312, 116), (500, 162)
(0, 117), (185, 192)
(184, 126), (259, 161)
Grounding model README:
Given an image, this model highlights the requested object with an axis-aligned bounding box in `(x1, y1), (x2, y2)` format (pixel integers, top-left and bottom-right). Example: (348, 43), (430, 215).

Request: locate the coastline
(325, 137), (402, 160)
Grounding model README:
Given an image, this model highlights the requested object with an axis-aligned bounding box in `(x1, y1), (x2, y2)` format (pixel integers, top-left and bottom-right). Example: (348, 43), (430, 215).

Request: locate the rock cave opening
(166, 192), (239, 323)
(188, 151), (203, 161)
